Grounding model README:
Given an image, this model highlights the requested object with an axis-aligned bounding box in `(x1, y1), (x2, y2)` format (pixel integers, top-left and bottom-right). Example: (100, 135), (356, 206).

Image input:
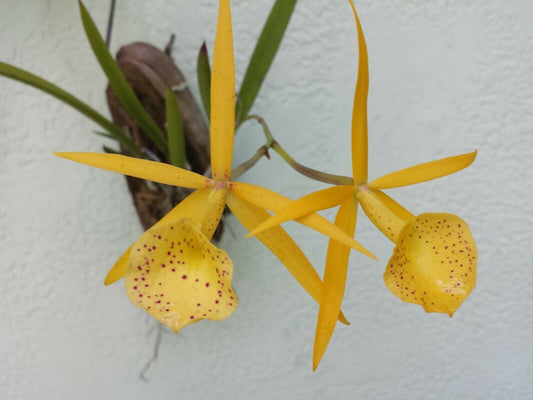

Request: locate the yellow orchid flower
(247, 0), (477, 369)
(56, 0), (373, 332)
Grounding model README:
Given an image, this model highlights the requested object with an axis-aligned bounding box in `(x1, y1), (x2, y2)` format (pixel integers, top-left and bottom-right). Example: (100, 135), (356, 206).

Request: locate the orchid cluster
(56, 0), (477, 369)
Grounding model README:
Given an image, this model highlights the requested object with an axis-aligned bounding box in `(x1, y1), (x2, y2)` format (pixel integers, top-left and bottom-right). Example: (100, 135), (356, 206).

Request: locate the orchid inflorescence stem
(232, 114), (353, 186)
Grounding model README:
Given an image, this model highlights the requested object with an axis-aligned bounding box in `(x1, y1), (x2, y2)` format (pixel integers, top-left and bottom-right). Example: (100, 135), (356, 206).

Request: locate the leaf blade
(165, 88), (186, 168)
(0, 61), (142, 157)
(78, 0), (167, 152)
(196, 42), (211, 120)
(236, 0), (297, 124)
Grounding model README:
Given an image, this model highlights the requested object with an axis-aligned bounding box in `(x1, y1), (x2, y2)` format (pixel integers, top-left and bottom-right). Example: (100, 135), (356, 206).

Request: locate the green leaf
(165, 88), (186, 168)
(78, 0), (168, 152)
(103, 145), (120, 154)
(0, 61), (143, 157)
(93, 130), (114, 139)
(236, 0), (297, 125)
(196, 42), (211, 120)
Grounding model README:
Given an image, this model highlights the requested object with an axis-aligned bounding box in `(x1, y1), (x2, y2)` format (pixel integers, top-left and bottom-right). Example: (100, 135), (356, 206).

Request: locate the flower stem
(235, 115), (353, 185)
(230, 145), (269, 180)
(271, 141), (353, 185)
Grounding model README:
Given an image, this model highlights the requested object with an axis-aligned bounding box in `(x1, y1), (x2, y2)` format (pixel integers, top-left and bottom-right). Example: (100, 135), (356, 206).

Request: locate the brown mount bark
(106, 42), (223, 240)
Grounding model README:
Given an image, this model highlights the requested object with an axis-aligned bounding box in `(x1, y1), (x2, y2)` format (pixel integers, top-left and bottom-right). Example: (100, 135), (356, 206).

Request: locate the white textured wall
(1, 1), (532, 399)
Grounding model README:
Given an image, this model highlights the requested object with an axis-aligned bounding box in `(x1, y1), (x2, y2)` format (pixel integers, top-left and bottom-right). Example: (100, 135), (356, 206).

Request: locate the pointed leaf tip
(197, 41), (211, 119)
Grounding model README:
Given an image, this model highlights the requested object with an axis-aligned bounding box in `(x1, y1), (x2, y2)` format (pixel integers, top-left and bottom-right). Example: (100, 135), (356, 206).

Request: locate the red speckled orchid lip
(384, 213), (477, 317)
(125, 218), (237, 332)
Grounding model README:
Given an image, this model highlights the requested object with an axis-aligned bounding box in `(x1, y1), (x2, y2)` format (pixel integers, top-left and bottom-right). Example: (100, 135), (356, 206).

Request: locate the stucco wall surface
(1, 1), (532, 399)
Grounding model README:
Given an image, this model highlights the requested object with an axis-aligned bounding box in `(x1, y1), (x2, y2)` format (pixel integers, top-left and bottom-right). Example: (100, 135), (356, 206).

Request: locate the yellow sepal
(313, 197), (358, 371)
(384, 213), (477, 316)
(369, 150), (477, 190)
(245, 185), (354, 238)
(349, 0), (369, 183)
(230, 182), (374, 259)
(210, 0), (235, 180)
(104, 250), (129, 286)
(55, 152), (211, 189)
(125, 218), (237, 333)
(226, 192), (349, 325)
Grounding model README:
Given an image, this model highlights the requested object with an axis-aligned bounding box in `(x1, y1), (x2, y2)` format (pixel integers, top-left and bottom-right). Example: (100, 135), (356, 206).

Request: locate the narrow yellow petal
(357, 188), (410, 243)
(245, 185), (354, 238)
(384, 213), (477, 316)
(226, 192), (349, 324)
(104, 189), (214, 285)
(126, 218), (237, 332)
(200, 188), (228, 240)
(372, 189), (415, 222)
(369, 150), (477, 190)
(313, 198), (358, 371)
(104, 250), (130, 286)
(55, 152), (211, 189)
(210, 0), (235, 180)
(349, 0), (369, 184)
(231, 182), (374, 258)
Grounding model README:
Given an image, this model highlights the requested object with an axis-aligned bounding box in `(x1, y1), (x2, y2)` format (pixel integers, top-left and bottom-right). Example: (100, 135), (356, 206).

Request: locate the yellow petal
(200, 188), (228, 240)
(245, 185), (354, 237)
(104, 250), (130, 286)
(226, 192), (349, 324)
(372, 189), (415, 221)
(231, 182), (374, 259)
(313, 197), (358, 371)
(357, 188), (409, 243)
(125, 218), (237, 332)
(369, 150), (477, 190)
(104, 188), (214, 285)
(55, 152), (211, 189)
(210, 0), (235, 180)
(384, 213), (477, 316)
(349, 0), (369, 184)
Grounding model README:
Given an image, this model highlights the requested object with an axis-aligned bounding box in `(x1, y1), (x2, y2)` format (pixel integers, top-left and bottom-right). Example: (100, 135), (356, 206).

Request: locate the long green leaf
(0, 61), (143, 157)
(78, 1), (168, 152)
(236, 0), (297, 125)
(196, 42), (211, 120)
(165, 88), (186, 168)
(103, 145), (120, 154)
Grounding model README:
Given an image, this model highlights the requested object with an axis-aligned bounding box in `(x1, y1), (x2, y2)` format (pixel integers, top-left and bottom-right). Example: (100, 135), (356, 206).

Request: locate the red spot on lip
(205, 282), (210, 287)
(182, 275), (187, 279)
